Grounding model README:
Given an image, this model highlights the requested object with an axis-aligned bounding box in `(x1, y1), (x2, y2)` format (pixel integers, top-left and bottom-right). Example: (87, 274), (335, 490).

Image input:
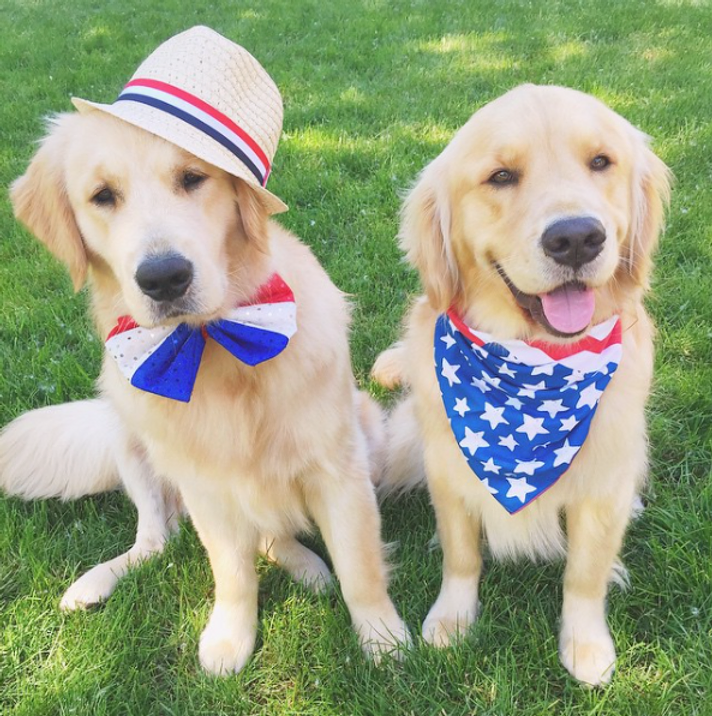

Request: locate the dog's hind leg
(60, 437), (180, 610)
(260, 534), (332, 593)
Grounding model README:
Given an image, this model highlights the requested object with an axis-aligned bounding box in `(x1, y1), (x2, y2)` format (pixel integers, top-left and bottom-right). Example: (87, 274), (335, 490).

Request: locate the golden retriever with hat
(2, 26), (409, 675)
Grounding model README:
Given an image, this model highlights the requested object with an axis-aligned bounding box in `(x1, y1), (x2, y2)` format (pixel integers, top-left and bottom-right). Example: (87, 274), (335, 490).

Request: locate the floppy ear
(626, 133), (672, 289)
(10, 114), (87, 291)
(399, 159), (460, 312)
(232, 177), (270, 253)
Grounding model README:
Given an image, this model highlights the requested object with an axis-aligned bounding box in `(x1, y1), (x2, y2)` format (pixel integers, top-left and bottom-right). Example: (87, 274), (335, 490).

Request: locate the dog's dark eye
(590, 155), (611, 171)
(488, 169), (518, 186)
(91, 187), (116, 207)
(181, 171), (207, 191)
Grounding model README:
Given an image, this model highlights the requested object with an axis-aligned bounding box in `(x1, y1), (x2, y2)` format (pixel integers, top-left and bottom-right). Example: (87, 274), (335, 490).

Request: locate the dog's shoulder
(266, 220), (353, 362)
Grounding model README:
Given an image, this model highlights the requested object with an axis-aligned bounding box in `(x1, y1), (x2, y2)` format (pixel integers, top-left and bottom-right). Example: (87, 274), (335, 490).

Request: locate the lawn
(1, 0), (711, 714)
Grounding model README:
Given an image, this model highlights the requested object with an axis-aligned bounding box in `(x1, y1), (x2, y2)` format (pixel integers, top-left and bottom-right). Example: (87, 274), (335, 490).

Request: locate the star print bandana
(434, 310), (622, 513)
(106, 274), (296, 402)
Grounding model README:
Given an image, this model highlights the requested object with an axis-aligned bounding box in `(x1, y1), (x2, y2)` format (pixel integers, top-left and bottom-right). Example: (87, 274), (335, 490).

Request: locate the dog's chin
(131, 296), (211, 329)
(495, 265), (596, 340)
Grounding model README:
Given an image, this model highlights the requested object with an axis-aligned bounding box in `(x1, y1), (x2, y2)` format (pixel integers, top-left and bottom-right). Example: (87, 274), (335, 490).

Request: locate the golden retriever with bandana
(373, 84), (670, 685)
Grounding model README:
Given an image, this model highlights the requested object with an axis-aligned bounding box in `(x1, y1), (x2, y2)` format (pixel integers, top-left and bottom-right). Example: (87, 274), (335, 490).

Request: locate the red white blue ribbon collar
(106, 274), (296, 402)
(115, 78), (271, 187)
(434, 310), (622, 513)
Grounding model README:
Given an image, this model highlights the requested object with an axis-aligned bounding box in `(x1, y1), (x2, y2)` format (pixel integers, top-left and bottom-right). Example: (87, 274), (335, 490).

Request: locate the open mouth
(496, 266), (595, 338)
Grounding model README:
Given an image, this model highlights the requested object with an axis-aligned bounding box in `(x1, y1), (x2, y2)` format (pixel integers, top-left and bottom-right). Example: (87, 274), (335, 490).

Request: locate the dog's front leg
(559, 496), (632, 686)
(179, 481), (259, 676)
(306, 461), (411, 661)
(60, 437), (178, 610)
(422, 465), (482, 647)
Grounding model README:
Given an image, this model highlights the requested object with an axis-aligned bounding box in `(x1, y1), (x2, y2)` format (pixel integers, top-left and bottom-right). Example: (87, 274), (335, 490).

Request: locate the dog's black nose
(135, 254), (194, 302)
(541, 217), (606, 271)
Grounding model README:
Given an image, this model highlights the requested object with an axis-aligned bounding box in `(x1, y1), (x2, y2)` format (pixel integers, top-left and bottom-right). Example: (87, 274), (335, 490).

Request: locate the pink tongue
(539, 285), (595, 334)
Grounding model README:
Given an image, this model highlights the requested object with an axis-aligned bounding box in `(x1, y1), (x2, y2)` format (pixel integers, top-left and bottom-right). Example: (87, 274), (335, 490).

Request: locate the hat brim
(72, 97), (288, 216)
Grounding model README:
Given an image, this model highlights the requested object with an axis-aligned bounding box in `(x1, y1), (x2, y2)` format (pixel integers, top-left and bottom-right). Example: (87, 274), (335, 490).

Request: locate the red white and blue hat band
(115, 78), (271, 187)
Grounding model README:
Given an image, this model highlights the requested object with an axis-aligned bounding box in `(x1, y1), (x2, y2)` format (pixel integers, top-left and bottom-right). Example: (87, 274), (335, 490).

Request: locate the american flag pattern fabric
(434, 310), (622, 514)
(106, 274), (296, 403)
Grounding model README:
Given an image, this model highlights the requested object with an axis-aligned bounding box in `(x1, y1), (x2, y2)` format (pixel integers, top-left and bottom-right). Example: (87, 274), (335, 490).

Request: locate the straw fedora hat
(72, 26), (288, 215)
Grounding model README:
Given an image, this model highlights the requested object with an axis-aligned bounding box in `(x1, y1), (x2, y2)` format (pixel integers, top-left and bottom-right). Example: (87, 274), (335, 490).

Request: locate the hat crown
(128, 26), (283, 164)
(72, 26), (289, 213)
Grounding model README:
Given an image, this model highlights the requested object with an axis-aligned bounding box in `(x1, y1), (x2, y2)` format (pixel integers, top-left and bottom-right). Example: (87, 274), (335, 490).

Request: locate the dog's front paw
(59, 564), (121, 611)
(422, 610), (477, 648)
(353, 604), (411, 663)
(559, 622), (616, 686)
(199, 604), (257, 676)
(422, 585), (479, 647)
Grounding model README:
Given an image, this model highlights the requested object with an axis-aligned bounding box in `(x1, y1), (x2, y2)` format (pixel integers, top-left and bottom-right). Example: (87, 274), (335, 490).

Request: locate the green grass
(2, 0), (712, 713)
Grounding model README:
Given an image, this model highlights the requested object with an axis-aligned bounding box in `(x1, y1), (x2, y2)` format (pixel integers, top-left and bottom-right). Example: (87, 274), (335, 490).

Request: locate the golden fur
(3, 111), (408, 674)
(372, 84), (670, 685)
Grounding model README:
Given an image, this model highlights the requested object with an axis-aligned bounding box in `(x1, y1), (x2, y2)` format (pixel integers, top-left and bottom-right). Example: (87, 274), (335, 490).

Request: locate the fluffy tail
(378, 394), (427, 496)
(370, 343), (427, 495)
(355, 389), (388, 485)
(0, 399), (121, 500)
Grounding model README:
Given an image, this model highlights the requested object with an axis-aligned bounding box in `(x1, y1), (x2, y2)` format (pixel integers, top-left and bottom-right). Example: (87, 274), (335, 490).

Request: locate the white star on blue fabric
(559, 415), (578, 431)
(482, 477), (499, 493)
(518, 380), (547, 398)
(506, 476), (538, 502)
(562, 371), (581, 390)
(499, 363), (517, 378)
(459, 427), (489, 456)
(441, 358), (461, 387)
(577, 382), (603, 409)
(481, 402), (508, 429)
(441, 333), (456, 349)
(553, 439), (581, 467)
(537, 399), (567, 418)
(471, 376), (492, 393)
(498, 433), (519, 451)
(484, 375), (502, 389)
(505, 396), (523, 410)
(513, 459), (545, 476)
(531, 363), (555, 376)
(516, 414), (549, 441)
(482, 458), (501, 475)
(453, 397), (470, 417)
